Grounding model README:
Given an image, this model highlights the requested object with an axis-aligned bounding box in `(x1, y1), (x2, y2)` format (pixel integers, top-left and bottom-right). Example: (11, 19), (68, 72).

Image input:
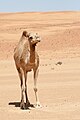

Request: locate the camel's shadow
(8, 102), (34, 109)
(9, 102), (20, 107)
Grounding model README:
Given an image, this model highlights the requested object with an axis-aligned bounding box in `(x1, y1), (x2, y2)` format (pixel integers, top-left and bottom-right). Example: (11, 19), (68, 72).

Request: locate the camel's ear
(36, 33), (38, 35)
(22, 31), (28, 37)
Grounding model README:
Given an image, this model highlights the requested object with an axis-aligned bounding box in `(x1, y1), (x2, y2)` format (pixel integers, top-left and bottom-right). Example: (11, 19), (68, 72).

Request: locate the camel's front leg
(33, 69), (42, 108)
(24, 72), (30, 108)
(20, 82), (25, 109)
(17, 67), (25, 109)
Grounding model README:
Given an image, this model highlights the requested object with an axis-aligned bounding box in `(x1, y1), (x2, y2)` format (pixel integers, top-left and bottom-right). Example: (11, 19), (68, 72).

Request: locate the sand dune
(0, 12), (80, 120)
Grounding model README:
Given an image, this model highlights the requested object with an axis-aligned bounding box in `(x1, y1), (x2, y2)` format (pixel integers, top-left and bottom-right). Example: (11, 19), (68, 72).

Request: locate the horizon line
(0, 10), (80, 14)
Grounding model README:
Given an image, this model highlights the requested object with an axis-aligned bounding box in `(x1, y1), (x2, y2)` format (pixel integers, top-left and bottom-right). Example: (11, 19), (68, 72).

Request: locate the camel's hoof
(27, 103), (34, 108)
(34, 102), (42, 108)
(20, 102), (25, 110)
(25, 101), (31, 108)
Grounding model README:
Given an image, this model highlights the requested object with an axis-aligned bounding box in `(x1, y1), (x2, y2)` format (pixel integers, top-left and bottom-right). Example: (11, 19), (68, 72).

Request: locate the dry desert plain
(0, 11), (80, 120)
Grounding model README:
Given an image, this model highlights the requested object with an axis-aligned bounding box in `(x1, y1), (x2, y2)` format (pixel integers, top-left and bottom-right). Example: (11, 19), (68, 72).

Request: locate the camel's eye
(29, 36), (33, 39)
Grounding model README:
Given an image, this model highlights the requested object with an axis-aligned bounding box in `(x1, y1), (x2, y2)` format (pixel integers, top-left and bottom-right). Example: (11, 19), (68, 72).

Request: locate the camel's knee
(21, 85), (25, 92)
(25, 86), (27, 92)
(34, 88), (38, 92)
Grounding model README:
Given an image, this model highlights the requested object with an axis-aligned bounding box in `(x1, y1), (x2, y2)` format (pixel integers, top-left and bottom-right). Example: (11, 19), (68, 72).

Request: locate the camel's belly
(20, 62), (35, 72)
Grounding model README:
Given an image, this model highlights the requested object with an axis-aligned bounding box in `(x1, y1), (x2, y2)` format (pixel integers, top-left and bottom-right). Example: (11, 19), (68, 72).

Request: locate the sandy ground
(0, 12), (80, 120)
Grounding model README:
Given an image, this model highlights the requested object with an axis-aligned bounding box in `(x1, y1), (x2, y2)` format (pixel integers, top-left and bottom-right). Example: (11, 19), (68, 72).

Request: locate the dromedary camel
(14, 31), (41, 109)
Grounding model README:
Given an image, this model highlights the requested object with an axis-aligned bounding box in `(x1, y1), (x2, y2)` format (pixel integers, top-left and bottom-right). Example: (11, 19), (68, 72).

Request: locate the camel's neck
(30, 45), (36, 63)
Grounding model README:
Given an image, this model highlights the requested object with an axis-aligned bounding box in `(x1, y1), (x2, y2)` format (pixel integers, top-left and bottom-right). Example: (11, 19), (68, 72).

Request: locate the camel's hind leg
(16, 66), (25, 109)
(33, 69), (41, 108)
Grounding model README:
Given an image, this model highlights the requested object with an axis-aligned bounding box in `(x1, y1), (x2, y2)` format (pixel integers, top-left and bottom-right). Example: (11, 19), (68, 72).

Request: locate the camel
(14, 31), (41, 109)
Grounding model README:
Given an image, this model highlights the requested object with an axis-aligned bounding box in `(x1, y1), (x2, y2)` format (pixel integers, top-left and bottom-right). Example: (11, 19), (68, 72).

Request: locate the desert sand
(0, 11), (80, 120)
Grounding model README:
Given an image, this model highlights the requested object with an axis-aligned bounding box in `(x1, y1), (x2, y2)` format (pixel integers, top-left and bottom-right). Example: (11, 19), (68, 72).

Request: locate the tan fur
(14, 31), (41, 109)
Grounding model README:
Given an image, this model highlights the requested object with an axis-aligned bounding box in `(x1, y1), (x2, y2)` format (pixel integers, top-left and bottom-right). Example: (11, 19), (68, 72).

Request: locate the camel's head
(28, 33), (41, 46)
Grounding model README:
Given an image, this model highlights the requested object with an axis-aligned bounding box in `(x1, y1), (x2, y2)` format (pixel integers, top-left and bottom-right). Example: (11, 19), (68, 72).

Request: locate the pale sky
(0, 0), (80, 12)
